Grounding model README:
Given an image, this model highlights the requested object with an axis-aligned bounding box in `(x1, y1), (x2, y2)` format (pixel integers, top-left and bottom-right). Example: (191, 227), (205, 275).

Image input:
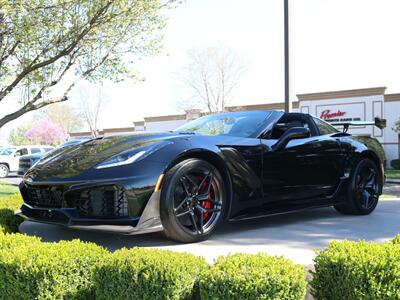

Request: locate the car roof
(14, 145), (54, 148)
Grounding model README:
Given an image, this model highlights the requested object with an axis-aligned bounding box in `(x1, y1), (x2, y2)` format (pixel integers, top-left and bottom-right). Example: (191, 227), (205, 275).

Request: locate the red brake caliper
(199, 176), (212, 221)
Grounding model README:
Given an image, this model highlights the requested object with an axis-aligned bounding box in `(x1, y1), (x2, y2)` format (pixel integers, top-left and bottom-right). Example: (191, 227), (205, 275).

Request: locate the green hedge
(0, 193), (23, 233)
(199, 253), (307, 300)
(3, 190), (400, 300)
(94, 248), (207, 300)
(392, 235), (400, 244)
(0, 234), (107, 300)
(311, 240), (400, 300)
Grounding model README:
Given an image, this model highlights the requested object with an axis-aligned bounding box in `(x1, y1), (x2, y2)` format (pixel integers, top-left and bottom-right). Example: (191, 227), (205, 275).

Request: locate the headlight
(95, 141), (172, 170)
(95, 150), (146, 169)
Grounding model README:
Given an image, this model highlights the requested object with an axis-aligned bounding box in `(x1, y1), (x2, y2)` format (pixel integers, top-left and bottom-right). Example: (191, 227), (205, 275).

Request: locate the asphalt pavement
(18, 184), (400, 265)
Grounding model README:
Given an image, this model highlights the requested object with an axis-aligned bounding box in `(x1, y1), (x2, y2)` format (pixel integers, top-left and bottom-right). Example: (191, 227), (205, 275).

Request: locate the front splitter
(16, 191), (163, 235)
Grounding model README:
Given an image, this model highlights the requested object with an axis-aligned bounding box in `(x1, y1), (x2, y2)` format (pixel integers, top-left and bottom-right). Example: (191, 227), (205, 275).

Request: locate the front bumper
(17, 182), (163, 235)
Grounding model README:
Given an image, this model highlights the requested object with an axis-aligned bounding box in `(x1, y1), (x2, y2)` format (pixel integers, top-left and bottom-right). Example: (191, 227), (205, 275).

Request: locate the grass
(0, 182), (19, 198)
(387, 170), (400, 180)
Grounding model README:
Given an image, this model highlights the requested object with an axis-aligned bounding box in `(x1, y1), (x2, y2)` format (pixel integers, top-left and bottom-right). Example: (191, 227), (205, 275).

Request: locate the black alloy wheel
(335, 158), (380, 215)
(160, 158), (226, 243)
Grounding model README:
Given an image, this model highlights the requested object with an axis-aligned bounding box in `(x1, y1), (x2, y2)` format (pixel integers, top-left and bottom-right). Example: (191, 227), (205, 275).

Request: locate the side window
(15, 148), (28, 156)
(265, 116), (311, 139)
(44, 147), (53, 152)
(313, 117), (339, 135)
(31, 148), (41, 154)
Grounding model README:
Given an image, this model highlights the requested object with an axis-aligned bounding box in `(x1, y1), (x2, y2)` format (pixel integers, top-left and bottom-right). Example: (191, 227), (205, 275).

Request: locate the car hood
(24, 132), (184, 181)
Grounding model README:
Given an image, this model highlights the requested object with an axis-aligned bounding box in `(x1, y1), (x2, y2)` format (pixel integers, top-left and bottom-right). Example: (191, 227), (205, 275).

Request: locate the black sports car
(17, 111), (386, 242)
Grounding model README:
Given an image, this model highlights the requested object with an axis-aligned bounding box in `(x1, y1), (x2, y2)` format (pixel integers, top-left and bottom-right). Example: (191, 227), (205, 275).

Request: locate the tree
(75, 84), (108, 137)
(179, 46), (245, 113)
(45, 103), (83, 134)
(0, 0), (175, 129)
(393, 118), (400, 133)
(8, 123), (32, 145)
(25, 118), (67, 145)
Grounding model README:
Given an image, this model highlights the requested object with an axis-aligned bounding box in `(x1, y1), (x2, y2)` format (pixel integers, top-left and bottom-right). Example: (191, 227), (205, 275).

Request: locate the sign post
(284, 0), (292, 112)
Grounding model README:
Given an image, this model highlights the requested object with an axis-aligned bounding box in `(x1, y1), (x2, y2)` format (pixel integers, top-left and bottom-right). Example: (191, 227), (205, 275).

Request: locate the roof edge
(384, 93), (400, 102)
(297, 87), (387, 101)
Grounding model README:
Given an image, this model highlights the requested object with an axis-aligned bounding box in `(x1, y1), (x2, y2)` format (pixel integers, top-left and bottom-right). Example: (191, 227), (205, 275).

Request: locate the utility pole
(284, 0), (292, 112)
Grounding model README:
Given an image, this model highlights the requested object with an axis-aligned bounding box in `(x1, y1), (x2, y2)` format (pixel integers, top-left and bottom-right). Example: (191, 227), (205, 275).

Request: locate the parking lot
(18, 183), (400, 265)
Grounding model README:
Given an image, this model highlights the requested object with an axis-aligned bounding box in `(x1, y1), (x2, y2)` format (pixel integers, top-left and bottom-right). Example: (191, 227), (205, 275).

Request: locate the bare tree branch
(179, 46), (245, 113)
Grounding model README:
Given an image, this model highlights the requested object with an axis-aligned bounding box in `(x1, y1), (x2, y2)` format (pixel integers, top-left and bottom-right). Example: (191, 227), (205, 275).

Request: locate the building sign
(316, 103), (365, 122)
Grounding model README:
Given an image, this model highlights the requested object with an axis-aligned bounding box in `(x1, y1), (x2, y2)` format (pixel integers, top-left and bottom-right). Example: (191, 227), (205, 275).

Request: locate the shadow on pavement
(19, 199), (400, 252)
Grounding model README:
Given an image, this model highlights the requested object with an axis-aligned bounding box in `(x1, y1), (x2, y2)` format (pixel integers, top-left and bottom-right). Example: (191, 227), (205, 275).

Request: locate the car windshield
(0, 147), (14, 155)
(174, 111), (272, 137)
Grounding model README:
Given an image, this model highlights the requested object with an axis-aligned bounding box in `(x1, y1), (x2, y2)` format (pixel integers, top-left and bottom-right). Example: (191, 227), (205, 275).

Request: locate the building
(70, 87), (400, 167)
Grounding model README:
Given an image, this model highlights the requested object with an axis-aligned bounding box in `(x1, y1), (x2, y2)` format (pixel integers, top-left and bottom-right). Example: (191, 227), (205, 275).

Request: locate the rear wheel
(334, 158), (380, 215)
(160, 158), (226, 243)
(0, 164), (9, 178)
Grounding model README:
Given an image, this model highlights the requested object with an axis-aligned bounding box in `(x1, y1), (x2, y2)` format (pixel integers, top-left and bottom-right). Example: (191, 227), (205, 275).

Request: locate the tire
(0, 164), (9, 178)
(334, 158), (380, 215)
(160, 158), (226, 243)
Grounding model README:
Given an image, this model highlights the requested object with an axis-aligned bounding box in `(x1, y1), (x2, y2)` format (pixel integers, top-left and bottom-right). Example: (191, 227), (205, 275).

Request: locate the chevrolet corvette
(17, 110), (386, 242)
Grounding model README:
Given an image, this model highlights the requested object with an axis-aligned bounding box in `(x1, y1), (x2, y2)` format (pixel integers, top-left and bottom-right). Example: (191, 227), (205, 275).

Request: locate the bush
(0, 234), (107, 300)
(392, 235), (400, 244)
(311, 241), (400, 300)
(0, 232), (41, 250)
(94, 248), (207, 300)
(199, 253), (307, 300)
(391, 159), (400, 170)
(0, 193), (23, 233)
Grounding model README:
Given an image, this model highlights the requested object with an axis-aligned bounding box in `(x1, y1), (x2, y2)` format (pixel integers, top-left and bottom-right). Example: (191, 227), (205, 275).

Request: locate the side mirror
(272, 127), (310, 151)
(14, 153), (20, 157)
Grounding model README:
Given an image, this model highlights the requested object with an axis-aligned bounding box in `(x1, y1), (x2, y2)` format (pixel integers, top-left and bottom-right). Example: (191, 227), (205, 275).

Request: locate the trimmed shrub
(199, 253), (307, 300)
(0, 193), (23, 233)
(311, 241), (400, 300)
(0, 236), (108, 300)
(392, 234), (400, 244)
(94, 248), (207, 300)
(391, 159), (400, 170)
(0, 232), (41, 250)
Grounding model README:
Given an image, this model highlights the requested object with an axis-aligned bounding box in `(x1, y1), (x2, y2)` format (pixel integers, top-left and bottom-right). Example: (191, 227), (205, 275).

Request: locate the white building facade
(296, 87), (399, 168)
(71, 87), (400, 168)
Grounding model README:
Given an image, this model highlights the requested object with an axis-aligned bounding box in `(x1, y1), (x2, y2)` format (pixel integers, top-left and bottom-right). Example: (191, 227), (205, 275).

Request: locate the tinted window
(0, 148), (14, 156)
(31, 148), (41, 154)
(44, 147), (54, 152)
(313, 117), (339, 135)
(174, 111), (272, 137)
(15, 148), (28, 156)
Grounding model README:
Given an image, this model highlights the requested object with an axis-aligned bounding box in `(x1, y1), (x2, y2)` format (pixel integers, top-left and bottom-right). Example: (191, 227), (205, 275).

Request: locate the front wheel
(160, 158), (226, 243)
(0, 164), (9, 178)
(335, 158), (380, 215)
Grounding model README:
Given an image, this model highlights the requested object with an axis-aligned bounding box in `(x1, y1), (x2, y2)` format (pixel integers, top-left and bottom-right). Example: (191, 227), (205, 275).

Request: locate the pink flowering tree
(25, 119), (68, 145)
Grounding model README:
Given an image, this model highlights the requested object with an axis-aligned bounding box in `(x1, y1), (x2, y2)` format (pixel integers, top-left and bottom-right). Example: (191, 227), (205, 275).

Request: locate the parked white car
(0, 145), (54, 178)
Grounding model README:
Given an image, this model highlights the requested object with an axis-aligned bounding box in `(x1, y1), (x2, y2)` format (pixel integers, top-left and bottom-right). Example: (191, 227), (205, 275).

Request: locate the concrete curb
(386, 179), (400, 184)
(0, 180), (20, 187)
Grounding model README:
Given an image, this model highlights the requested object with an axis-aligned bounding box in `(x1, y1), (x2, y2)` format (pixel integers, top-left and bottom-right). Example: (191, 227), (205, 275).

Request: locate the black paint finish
(19, 111), (386, 230)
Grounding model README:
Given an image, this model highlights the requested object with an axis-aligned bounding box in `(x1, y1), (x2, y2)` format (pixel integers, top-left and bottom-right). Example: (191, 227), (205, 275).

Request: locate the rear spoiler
(330, 117), (387, 133)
